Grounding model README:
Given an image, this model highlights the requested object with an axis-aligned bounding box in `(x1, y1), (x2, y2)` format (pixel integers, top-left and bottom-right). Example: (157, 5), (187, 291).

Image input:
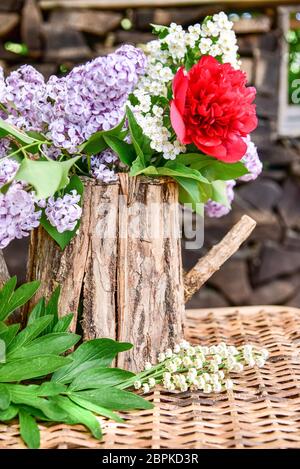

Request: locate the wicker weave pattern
(1, 306), (300, 449)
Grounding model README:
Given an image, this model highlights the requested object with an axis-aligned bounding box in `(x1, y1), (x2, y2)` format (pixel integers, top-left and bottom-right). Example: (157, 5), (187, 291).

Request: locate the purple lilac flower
(239, 136), (262, 182)
(45, 190), (82, 233)
(0, 138), (10, 158)
(0, 158), (20, 187)
(0, 46), (146, 153)
(41, 144), (62, 160)
(91, 149), (118, 183)
(115, 44), (148, 76)
(205, 181), (236, 218)
(0, 68), (6, 104)
(0, 184), (41, 249)
(42, 46), (146, 152)
(4, 65), (45, 131)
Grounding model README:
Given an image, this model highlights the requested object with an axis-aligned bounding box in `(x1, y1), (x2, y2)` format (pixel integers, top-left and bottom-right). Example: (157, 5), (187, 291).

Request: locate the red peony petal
(173, 55), (258, 162)
(224, 136), (247, 162)
(170, 100), (188, 143)
(194, 135), (222, 147)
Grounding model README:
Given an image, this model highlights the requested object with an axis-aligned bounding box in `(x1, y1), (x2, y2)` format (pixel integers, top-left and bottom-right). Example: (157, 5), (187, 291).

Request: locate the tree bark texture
(26, 176), (185, 371)
(0, 250), (9, 287)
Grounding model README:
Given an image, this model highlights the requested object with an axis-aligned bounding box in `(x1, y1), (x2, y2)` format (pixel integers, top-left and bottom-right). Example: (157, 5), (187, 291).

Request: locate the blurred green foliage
(287, 13), (300, 105)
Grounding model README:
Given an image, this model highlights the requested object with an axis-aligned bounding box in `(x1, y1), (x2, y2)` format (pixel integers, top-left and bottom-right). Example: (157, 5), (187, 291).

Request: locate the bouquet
(0, 12), (262, 249)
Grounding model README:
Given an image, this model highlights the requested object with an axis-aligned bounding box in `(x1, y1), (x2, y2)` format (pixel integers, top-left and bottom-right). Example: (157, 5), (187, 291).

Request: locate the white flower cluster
(134, 340), (269, 395)
(129, 12), (240, 161)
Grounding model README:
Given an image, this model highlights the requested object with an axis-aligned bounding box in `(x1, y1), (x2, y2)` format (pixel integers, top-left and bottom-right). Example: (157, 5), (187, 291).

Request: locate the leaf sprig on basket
(0, 278), (152, 449)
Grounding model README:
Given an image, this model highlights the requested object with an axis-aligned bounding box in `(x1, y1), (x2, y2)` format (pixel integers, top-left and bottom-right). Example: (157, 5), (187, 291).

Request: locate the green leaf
(130, 154), (147, 176)
(175, 153), (249, 181)
(52, 395), (102, 439)
(194, 160), (248, 181)
(211, 180), (230, 208)
(69, 395), (124, 423)
(0, 277), (17, 321)
(150, 24), (169, 39)
(75, 387), (153, 411)
(27, 298), (46, 325)
(103, 135), (136, 166)
(7, 315), (54, 354)
(0, 119), (37, 145)
(45, 287), (60, 323)
(175, 153), (212, 166)
(9, 385), (68, 421)
(69, 368), (135, 391)
(0, 280), (40, 321)
(0, 404), (18, 421)
(175, 177), (205, 215)
(52, 339), (132, 384)
(19, 409), (40, 449)
(40, 175), (84, 249)
(164, 161), (210, 183)
(0, 324), (20, 347)
(36, 382), (67, 396)
(15, 155), (81, 199)
(0, 384), (11, 410)
(8, 333), (80, 360)
(0, 355), (72, 381)
(53, 314), (74, 333)
(131, 162), (209, 185)
(126, 106), (153, 164)
(79, 116), (125, 155)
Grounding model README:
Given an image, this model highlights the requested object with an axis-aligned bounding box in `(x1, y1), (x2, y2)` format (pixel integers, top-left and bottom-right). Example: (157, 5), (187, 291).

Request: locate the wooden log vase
(25, 175), (185, 371)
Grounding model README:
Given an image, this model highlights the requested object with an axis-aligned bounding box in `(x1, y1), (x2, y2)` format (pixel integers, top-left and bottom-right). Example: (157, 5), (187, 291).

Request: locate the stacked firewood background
(2, 0), (300, 308)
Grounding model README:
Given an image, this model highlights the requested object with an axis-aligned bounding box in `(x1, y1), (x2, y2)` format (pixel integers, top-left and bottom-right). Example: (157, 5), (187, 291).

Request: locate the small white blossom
(203, 383), (213, 394)
(166, 361), (178, 373)
(148, 377), (156, 388)
(183, 356), (193, 368)
(194, 358), (203, 369)
(233, 362), (244, 372)
(225, 379), (234, 391)
(158, 352), (166, 363)
(180, 340), (190, 350)
(134, 380), (142, 390)
(213, 381), (222, 393)
(142, 383), (150, 394)
(144, 361), (152, 371)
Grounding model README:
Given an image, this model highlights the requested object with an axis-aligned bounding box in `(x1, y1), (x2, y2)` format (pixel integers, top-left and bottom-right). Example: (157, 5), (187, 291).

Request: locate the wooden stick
(0, 250), (9, 288)
(184, 215), (256, 303)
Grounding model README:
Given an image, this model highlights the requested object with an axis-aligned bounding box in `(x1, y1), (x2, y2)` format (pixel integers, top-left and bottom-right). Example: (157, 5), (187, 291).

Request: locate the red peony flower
(170, 56), (258, 162)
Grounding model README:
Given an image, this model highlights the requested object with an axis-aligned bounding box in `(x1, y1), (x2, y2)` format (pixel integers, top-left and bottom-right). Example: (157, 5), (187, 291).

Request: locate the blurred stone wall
(1, 1), (300, 308)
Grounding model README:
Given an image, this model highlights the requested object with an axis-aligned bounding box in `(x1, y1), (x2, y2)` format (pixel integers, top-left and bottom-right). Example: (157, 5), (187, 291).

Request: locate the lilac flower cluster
(0, 158), (20, 187)
(90, 149), (119, 183)
(0, 139), (10, 158)
(0, 45), (146, 153)
(239, 136), (262, 182)
(46, 46), (146, 151)
(45, 190), (82, 233)
(205, 137), (262, 218)
(205, 180), (236, 218)
(0, 184), (41, 249)
(4, 65), (45, 132)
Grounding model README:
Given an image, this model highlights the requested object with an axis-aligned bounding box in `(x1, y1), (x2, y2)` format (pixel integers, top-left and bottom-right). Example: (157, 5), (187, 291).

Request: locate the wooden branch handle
(184, 215), (256, 303)
(0, 250), (9, 288)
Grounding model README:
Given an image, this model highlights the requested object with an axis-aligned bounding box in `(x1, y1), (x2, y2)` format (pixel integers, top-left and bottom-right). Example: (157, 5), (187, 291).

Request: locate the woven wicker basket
(1, 305), (300, 449)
